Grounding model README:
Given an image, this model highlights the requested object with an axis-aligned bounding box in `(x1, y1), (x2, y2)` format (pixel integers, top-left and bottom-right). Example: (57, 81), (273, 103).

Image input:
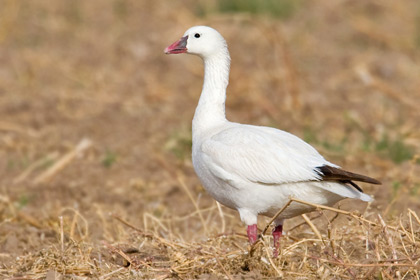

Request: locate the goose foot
(247, 224), (258, 244)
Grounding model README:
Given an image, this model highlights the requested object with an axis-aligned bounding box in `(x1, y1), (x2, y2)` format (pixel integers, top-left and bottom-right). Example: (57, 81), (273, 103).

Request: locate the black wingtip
(369, 177), (382, 185)
(345, 180), (364, 193)
(317, 165), (381, 185)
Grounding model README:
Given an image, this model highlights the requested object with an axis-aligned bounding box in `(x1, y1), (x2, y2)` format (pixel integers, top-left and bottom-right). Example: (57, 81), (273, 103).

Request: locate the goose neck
(193, 51), (230, 135)
(202, 52), (230, 92)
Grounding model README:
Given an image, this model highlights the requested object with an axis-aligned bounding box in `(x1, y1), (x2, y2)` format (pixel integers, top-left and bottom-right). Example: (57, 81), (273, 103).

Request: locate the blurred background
(1, 0), (419, 278)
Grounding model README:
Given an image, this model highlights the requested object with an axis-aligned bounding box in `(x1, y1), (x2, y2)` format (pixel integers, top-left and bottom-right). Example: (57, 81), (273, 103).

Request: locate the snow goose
(165, 26), (380, 255)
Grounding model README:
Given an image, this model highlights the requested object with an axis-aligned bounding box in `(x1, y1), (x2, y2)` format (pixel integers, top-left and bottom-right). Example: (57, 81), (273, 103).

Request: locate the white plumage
(165, 26), (379, 253)
(193, 123), (371, 225)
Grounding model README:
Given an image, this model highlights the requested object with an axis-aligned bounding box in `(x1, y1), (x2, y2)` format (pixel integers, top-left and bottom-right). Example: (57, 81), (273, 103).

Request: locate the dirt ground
(1, 0), (420, 279)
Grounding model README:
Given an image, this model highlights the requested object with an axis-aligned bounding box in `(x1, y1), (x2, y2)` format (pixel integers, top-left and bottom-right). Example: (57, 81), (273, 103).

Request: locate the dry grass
(1, 0), (420, 279)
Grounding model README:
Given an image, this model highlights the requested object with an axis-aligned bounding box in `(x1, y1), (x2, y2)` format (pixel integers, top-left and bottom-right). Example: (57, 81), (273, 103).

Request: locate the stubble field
(1, 0), (420, 279)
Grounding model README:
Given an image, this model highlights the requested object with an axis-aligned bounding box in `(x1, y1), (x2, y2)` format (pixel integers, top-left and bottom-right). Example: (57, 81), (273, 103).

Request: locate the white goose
(165, 26), (380, 255)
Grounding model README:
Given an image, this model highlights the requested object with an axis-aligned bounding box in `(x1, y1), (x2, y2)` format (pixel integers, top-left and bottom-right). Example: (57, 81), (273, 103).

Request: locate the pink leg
(273, 224), (283, 257)
(247, 224), (258, 244)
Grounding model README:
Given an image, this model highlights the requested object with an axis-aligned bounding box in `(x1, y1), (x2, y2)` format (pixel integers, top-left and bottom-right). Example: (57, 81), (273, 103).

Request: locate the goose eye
(194, 33), (201, 38)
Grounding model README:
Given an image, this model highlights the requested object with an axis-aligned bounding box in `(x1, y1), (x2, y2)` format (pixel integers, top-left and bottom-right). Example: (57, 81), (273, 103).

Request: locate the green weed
(40, 157), (55, 170)
(321, 138), (347, 153)
(113, 0), (129, 19)
(65, 0), (83, 25)
(303, 127), (318, 144)
(102, 150), (117, 168)
(16, 194), (29, 209)
(303, 126), (347, 153)
(410, 183), (420, 196)
(198, 0), (302, 19)
(374, 135), (415, 164)
(7, 159), (15, 170)
(392, 181), (401, 199)
(164, 129), (192, 161)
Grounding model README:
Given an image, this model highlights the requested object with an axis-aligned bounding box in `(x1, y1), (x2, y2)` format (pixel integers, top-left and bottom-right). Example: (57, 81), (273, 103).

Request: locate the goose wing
(201, 125), (334, 185)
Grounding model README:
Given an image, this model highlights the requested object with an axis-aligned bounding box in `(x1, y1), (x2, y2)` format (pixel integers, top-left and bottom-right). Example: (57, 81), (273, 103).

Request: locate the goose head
(164, 26), (227, 58)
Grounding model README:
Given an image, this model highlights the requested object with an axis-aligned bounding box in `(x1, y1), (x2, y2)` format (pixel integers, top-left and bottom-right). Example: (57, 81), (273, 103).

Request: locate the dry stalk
(216, 202), (226, 233)
(98, 267), (125, 280)
(378, 214), (398, 262)
(112, 214), (185, 250)
(13, 152), (59, 184)
(301, 213), (325, 246)
(33, 138), (92, 184)
(17, 211), (43, 229)
(397, 226), (413, 264)
(261, 199), (294, 236)
(261, 240), (283, 278)
(261, 197), (398, 240)
(161, 205), (235, 223)
(102, 240), (132, 267)
(60, 207), (89, 241)
(143, 212), (169, 232)
(215, 257), (234, 280)
(176, 174), (210, 235)
(287, 212), (325, 233)
(408, 209), (420, 226)
(308, 256), (419, 268)
(289, 198), (403, 233)
(0, 121), (38, 137)
(155, 154), (211, 235)
(59, 216), (64, 254)
(408, 210), (418, 245)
